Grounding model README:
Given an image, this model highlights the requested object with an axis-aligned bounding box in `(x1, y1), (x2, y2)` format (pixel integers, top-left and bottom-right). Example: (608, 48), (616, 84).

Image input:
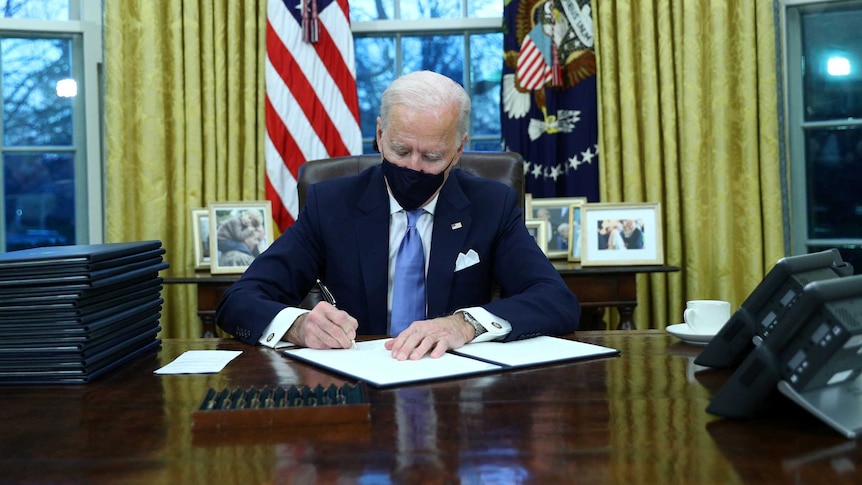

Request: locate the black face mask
(382, 157), (452, 210)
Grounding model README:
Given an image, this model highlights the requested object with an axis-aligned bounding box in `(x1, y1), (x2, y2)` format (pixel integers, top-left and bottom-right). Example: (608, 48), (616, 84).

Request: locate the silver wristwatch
(459, 311), (487, 338)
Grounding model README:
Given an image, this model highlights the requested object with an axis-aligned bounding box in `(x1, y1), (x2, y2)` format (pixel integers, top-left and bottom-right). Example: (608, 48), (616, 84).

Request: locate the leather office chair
(297, 151), (525, 213)
(295, 151), (525, 309)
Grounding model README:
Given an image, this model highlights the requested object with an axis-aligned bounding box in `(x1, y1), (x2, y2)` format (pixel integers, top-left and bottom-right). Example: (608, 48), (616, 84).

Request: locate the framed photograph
(566, 202), (586, 262)
(524, 192), (533, 217)
(190, 208), (211, 270)
(525, 218), (549, 255)
(209, 201), (274, 274)
(528, 197), (587, 259)
(581, 202), (664, 266)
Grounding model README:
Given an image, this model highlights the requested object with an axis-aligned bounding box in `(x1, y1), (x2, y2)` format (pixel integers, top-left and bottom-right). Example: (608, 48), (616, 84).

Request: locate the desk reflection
(1, 333), (861, 484)
(708, 416), (860, 483)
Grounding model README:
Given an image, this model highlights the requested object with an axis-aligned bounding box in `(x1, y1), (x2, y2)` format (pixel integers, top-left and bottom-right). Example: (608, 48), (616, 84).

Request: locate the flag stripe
(315, 2), (360, 124)
(264, 94), (303, 225)
(517, 40), (551, 90)
(265, 0), (361, 231)
(267, 31), (350, 158)
(265, 62), (326, 163)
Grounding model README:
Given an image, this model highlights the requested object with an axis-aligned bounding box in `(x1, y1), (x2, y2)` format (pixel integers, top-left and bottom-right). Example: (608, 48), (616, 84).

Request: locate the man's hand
(384, 314), (475, 360)
(285, 301), (357, 349)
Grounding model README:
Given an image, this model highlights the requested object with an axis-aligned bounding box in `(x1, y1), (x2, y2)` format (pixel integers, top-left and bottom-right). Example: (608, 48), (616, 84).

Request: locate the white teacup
(683, 300), (731, 334)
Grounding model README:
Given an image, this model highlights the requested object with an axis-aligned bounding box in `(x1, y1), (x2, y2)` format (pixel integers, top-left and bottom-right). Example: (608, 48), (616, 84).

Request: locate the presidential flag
(501, 0), (599, 201)
(265, 0), (362, 231)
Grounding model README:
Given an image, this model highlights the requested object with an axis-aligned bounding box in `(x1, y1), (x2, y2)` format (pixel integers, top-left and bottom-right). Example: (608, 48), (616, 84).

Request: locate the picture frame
(580, 202), (664, 267)
(528, 197), (587, 259)
(566, 202), (586, 262)
(525, 218), (549, 255)
(208, 201), (274, 274)
(190, 208), (211, 270)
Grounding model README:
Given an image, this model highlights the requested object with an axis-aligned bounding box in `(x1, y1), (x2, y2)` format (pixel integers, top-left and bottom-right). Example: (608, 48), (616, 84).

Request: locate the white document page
(282, 338), (502, 387)
(452, 336), (619, 367)
(154, 350), (242, 375)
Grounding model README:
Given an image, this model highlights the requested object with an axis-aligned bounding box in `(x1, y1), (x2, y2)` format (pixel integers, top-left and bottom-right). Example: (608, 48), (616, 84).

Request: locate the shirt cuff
(457, 306), (511, 343)
(258, 307), (309, 348)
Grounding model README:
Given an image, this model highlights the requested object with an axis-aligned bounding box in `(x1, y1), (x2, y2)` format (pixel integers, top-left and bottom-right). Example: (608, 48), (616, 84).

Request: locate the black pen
(316, 278), (356, 349)
(316, 278), (337, 307)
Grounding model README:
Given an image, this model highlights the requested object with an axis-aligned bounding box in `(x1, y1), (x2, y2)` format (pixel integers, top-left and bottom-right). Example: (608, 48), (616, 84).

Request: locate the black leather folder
(0, 247), (166, 278)
(0, 312), (161, 354)
(0, 277), (163, 306)
(0, 259), (168, 288)
(0, 284), (163, 317)
(0, 338), (161, 385)
(0, 326), (160, 370)
(3, 309), (162, 343)
(0, 321), (160, 362)
(0, 240), (163, 270)
(0, 297), (163, 331)
(0, 274), (163, 301)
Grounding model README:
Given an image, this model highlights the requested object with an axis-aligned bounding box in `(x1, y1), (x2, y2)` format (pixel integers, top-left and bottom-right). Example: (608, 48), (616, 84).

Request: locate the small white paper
(154, 350), (242, 375)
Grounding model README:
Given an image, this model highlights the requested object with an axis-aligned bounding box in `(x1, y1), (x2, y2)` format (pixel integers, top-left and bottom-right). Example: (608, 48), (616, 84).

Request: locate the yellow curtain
(104, 0), (267, 338)
(593, 1), (785, 329)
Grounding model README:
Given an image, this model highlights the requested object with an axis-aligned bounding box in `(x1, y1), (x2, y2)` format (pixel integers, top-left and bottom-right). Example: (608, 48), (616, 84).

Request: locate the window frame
(351, 16), (503, 152)
(0, 0), (104, 250)
(781, 0), (862, 255)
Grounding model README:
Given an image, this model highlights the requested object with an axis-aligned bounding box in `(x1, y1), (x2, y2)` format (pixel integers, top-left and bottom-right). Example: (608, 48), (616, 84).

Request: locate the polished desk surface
(1, 331), (859, 484)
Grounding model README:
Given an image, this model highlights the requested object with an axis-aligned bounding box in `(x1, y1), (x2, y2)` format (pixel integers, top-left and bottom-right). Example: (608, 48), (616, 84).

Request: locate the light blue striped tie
(390, 209), (426, 336)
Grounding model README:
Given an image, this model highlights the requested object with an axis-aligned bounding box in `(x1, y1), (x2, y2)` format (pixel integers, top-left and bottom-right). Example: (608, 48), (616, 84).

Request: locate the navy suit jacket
(216, 164), (580, 344)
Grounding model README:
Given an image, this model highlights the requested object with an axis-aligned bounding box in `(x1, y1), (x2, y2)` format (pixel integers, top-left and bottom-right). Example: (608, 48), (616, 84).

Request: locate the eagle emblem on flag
(503, 0), (597, 141)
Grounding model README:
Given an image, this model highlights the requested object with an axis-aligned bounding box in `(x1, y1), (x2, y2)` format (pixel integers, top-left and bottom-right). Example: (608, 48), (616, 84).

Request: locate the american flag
(265, 0), (362, 231)
(516, 25), (554, 91)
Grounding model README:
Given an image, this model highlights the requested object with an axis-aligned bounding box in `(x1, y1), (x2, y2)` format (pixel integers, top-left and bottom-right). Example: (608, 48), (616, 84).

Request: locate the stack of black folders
(0, 240), (169, 385)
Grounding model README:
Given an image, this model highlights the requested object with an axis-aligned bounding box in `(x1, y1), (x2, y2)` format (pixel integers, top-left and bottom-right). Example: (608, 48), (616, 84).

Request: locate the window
(0, 0), (102, 252)
(350, 0), (503, 153)
(784, 0), (862, 268)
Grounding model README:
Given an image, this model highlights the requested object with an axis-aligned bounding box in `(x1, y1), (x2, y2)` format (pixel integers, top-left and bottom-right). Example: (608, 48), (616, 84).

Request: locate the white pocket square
(455, 249), (480, 272)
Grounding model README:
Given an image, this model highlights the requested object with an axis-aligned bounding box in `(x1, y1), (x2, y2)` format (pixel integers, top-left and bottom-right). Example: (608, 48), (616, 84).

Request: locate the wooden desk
(0, 332), (857, 483)
(166, 264), (679, 337)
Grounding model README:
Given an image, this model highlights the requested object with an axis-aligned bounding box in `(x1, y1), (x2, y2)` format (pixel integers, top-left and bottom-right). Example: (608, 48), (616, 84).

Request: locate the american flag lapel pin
(451, 222), (463, 230)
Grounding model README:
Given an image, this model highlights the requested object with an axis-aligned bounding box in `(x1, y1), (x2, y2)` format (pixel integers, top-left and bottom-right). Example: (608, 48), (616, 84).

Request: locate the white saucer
(666, 324), (717, 346)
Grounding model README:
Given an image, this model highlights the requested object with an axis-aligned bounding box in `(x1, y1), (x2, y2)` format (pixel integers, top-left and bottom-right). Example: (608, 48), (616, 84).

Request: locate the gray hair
(380, 71), (471, 144)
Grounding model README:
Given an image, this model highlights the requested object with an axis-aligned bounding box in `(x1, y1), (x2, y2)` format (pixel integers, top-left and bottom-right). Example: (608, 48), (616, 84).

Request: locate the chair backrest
(297, 151), (525, 212)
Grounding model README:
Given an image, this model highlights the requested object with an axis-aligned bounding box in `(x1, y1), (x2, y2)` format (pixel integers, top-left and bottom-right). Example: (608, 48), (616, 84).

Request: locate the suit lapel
(355, 167), (390, 333)
(426, 171), (470, 318)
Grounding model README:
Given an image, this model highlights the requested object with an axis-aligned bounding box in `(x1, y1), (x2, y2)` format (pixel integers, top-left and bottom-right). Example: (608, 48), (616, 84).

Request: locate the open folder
(282, 336), (619, 387)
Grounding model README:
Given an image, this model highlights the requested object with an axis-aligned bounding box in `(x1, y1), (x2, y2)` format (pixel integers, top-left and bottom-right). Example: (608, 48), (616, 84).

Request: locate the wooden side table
(166, 263), (680, 336)
(552, 262), (680, 330)
(163, 272), (239, 337)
